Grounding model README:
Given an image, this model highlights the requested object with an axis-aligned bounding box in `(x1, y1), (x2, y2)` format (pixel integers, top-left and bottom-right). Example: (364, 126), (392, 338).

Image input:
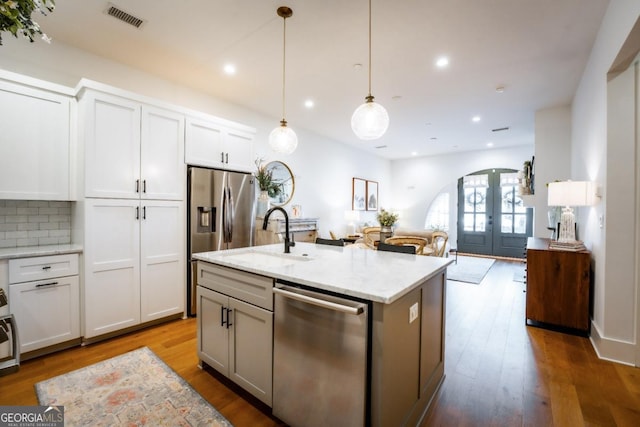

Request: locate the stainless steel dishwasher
(273, 282), (370, 427)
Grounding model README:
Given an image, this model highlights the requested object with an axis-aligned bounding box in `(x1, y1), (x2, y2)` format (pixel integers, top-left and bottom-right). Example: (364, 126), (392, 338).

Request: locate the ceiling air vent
(491, 126), (510, 132)
(105, 3), (145, 28)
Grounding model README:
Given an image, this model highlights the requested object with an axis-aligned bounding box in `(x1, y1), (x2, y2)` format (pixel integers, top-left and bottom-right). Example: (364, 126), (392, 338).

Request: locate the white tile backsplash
(0, 200), (72, 248)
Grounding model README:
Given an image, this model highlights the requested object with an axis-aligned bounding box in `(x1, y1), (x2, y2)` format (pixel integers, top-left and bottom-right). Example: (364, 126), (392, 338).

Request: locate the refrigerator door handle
(227, 186), (235, 242)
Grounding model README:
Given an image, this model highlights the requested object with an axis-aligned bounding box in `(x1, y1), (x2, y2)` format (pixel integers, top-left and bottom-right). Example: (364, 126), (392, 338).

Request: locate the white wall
(390, 145), (534, 246)
(572, 0), (640, 365)
(532, 106), (572, 238)
(0, 38), (391, 239)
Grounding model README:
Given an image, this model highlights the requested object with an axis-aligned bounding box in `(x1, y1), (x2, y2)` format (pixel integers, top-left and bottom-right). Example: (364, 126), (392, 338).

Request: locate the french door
(457, 169), (532, 258)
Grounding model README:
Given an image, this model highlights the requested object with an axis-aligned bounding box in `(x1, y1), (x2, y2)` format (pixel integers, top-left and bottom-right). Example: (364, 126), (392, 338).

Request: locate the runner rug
(446, 255), (495, 284)
(35, 346), (233, 427)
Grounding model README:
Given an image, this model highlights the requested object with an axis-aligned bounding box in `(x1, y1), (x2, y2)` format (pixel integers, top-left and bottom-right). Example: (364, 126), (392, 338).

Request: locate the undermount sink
(220, 249), (311, 268)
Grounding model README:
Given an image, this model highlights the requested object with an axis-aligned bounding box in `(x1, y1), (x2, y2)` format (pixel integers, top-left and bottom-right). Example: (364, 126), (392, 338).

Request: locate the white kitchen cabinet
(80, 90), (185, 200)
(83, 198), (184, 339)
(0, 76), (73, 200)
(185, 116), (255, 172)
(8, 254), (80, 357)
(197, 263), (273, 406)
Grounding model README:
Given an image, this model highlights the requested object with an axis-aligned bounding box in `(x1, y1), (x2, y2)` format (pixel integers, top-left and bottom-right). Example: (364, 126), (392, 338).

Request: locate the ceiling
(37, 0), (609, 159)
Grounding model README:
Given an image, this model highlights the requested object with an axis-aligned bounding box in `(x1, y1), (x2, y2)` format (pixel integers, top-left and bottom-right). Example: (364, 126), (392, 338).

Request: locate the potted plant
(255, 159), (282, 216)
(0, 0), (55, 45)
(377, 208), (398, 242)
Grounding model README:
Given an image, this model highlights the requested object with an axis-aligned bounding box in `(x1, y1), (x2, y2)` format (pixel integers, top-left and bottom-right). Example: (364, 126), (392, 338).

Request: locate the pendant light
(351, 0), (389, 140)
(269, 6), (298, 155)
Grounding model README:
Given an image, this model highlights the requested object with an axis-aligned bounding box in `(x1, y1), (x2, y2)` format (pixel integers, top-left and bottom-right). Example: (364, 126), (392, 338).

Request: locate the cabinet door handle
(143, 206), (146, 220)
(226, 308), (233, 328)
(136, 206), (140, 220)
(136, 179), (140, 193)
(42, 266), (52, 270)
(221, 152), (225, 163)
(143, 180), (147, 193)
(225, 153), (229, 164)
(221, 305), (226, 327)
(36, 281), (58, 288)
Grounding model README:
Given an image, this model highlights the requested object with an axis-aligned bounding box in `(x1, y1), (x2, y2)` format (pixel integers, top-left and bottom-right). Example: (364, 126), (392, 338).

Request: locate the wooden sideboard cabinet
(525, 237), (591, 334)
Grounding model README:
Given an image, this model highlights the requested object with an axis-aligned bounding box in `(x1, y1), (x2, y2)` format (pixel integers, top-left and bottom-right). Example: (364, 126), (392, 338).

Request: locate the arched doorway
(457, 168), (532, 258)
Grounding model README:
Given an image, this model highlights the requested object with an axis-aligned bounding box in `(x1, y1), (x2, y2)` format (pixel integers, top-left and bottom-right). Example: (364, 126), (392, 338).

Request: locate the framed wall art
(366, 180), (378, 211)
(352, 178), (366, 211)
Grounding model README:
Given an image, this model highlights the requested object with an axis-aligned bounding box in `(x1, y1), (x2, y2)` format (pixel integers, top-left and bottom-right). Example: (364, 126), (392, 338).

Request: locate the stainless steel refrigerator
(187, 166), (255, 316)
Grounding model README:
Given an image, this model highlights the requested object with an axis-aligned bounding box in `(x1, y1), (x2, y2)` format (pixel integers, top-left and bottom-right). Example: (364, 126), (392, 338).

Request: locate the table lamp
(547, 181), (596, 243)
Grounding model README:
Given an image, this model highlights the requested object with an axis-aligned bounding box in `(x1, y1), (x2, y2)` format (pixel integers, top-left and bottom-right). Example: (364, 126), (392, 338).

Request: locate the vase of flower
(377, 208), (398, 243)
(255, 159), (282, 217)
(257, 190), (270, 217)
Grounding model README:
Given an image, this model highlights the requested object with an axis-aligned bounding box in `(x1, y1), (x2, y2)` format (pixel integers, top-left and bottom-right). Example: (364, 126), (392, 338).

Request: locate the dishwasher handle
(273, 286), (364, 315)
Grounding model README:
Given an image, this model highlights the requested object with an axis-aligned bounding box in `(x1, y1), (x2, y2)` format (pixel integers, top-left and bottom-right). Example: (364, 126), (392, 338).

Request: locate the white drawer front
(9, 254), (79, 283)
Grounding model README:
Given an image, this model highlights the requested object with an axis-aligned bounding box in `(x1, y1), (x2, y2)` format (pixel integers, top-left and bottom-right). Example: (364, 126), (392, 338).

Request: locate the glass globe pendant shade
(269, 120), (298, 155)
(351, 95), (389, 140)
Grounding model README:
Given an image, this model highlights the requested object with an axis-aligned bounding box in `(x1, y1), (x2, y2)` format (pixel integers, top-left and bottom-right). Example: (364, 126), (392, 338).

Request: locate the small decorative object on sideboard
(377, 208), (398, 243)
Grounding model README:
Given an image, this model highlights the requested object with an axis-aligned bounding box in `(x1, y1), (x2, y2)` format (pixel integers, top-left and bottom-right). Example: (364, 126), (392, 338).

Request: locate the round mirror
(265, 161), (295, 206)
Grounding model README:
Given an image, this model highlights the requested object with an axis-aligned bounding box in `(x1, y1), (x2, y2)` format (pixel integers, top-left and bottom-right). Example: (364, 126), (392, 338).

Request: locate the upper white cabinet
(0, 75), (73, 200)
(185, 116), (255, 172)
(80, 90), (185, 200)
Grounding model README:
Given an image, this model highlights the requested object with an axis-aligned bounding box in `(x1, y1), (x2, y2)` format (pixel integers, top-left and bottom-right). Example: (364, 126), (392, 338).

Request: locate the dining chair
(377, 242), (416, 254)
(383, 236), (429, 255)
(362, 226), (381, 248)
(430, 231), (449, 257)
(315, 237), (345, 247)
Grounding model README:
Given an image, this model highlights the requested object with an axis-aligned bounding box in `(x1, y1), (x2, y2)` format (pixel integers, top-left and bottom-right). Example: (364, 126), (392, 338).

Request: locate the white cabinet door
(197, 286), (229, 373)
(84, 198), (141, 338)
(224, 127), (255, 173)
(140, 200), (184, 322)
(9, 275), (80, 354)
(185, 116), (255, 172)
(141, 106), (185, 201)
(185, 117), (224, 168)
(0, 80), (71, 200)
(229, 297), (273, 406)
(83, 93), (141, 199)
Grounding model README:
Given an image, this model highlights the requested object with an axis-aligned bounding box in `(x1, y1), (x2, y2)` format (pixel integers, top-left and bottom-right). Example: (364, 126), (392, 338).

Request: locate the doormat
(447, 255), (495, 284)
(35, 346), (233, 427)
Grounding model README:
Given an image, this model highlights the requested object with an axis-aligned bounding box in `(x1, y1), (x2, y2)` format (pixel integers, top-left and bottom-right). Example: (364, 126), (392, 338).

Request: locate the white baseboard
(589, 320), (637, 366)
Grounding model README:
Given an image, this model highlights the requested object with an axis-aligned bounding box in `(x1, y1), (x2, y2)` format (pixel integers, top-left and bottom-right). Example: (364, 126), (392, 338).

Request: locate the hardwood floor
(1, 260), (639, 426)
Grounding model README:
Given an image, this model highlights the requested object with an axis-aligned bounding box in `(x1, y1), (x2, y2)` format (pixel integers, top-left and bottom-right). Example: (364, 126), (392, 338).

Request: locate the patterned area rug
(447, 255), (495, 284)
(36, 347), (233, 427)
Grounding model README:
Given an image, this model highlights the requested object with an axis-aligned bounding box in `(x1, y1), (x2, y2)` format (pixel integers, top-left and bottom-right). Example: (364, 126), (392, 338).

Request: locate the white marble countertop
(0, 244), (83, 260)
(193, 242), (453, 304)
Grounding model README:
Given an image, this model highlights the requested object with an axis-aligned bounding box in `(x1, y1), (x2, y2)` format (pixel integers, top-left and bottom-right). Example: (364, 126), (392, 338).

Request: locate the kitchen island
(193, 242), (452, 427)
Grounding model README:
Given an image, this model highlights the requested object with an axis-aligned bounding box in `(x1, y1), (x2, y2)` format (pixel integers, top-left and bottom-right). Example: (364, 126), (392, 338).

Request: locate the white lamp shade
(269, 123), (298, 155)
(351, 99), (389, 140)
(548, 181), (597, 207)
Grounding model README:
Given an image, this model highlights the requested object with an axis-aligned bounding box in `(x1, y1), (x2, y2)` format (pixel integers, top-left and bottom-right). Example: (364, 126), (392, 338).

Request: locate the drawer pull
(42, 266), (52, 270)
(36, 281), (59, 288)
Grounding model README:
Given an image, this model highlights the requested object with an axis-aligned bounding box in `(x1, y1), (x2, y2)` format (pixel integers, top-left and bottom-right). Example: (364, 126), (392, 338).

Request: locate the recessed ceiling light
(495, 86), (505, 93)
(487, 142), (494, 147)
(411, 151), (417, 156)
(430, 137), (438, 141)
(223, 63), (236, 75)
(472, 116), (481, 123)
(304, 99), (314, 108)
(353, 63), (363, 71)
(436, 56), (449, 68)
(392, 95), (402, 101)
